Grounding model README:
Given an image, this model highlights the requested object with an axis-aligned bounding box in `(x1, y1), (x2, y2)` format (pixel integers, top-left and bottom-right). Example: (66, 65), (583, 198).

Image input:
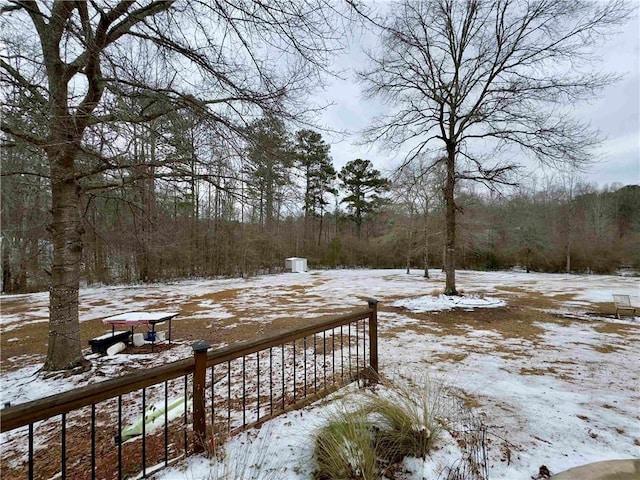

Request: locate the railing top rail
(1, 358), (194, 432)
(0, 306), (373, 433)
(207, 308), (373, 366)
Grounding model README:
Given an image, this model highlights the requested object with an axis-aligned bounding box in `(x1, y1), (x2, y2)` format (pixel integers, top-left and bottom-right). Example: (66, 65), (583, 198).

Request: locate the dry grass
(493, 287), (577, 309)
(378, 287), (637, 378)
(594, 322), (640, 335)
(428, 352), (469, 364)
(519, 366), (562, 377)
(2, 280), (636, 378)
(592, 344), (623, 354)
(381, 303), (549, 342)
(0, 299), (354, 373)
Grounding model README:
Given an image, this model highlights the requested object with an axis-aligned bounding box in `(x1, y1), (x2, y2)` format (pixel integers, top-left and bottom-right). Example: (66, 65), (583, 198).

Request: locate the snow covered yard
(1, 269), (639, 479)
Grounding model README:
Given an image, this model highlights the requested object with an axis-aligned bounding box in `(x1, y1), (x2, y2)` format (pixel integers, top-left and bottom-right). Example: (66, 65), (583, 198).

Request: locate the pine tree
(294, 129), (336, 245)
(339, 159), (390, 238)
(244, 116), (293, 230)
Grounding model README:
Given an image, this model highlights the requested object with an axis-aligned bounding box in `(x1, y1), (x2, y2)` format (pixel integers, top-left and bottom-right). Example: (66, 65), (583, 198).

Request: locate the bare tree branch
(358, 0), (632, 294)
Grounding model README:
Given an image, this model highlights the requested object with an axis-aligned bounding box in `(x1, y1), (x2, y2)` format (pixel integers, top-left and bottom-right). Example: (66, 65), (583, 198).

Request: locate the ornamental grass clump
(312, 375), (454, 479)
(365, 375), (448, 462)
(313, 410), (379, 480)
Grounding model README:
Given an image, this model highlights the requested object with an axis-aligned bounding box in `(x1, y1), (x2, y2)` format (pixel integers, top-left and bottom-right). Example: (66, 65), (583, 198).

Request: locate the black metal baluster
(227, 361), (231, 433)
(256, 352), (261, 421)
(313, 334), (317, 391)
(303, 337), (307, 397)
(164, 382), (169, 466)
(28, 423), (33, 480)
(269, 347), (273, 414)
(293, 340), (297, 402)
(323, 330), (327, 389)
(211, 366), (215, 431)
(61, 413), (66, 480)
(281, 344), (285, 410)
(363, 318), (367, 370)
(142, 389), (146, 477)
(91, 404), (96, 480)
(184, 376), (188, 455)
(118, 396), (122, 480)
(242, 355), (247, 427)
(332, 328), (336, 384)
(348, 323), (352, 376)
(340, 326), (344, 381)
(355, 319), (359, 377)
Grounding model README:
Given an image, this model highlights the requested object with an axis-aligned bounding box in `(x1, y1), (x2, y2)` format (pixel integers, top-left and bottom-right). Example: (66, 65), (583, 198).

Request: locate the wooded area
(3, 144), (638, 293)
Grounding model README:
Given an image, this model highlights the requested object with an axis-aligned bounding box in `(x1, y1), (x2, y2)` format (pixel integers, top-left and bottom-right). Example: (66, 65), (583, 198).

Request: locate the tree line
(4, 134), (638, 294)
(2, 116), (393, 291)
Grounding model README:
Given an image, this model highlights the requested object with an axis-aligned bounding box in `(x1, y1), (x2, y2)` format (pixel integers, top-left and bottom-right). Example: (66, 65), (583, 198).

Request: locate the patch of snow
(393, 294), (506, 312)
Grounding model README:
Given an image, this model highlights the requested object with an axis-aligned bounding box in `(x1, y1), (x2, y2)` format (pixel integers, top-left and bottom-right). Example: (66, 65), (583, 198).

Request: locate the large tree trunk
(443, 147), (458, 295)
(44, 158), (88, 371)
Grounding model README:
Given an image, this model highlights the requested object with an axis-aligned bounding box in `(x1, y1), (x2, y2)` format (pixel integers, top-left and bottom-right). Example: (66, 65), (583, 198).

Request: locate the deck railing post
(192, 341), (211, 453)
(367, 299), (379, 382)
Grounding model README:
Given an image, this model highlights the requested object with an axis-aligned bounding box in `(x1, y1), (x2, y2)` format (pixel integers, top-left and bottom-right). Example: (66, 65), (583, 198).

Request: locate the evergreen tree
(244, 116), (293, 229)
(339, 159), (390, 238)
(294, 129), (336, 245)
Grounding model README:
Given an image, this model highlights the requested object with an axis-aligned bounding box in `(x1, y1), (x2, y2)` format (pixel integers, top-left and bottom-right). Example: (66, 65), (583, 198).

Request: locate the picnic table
(102, 311), (179, 352)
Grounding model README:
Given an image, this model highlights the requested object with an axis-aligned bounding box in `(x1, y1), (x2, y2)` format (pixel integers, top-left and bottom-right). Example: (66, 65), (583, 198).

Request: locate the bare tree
(359, 0), (631, 295)
(392, 158), (443, 277)
(0, 0), (353, 371)
(557, 166), (584, 273)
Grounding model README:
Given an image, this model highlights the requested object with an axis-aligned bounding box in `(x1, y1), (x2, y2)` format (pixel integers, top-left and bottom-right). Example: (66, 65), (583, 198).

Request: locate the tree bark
(44, 157), (88, 371)
(443, 146), (458, 295)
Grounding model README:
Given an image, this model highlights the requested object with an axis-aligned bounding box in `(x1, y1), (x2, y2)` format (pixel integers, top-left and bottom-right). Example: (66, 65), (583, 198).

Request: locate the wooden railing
(0, 300), (379, 479)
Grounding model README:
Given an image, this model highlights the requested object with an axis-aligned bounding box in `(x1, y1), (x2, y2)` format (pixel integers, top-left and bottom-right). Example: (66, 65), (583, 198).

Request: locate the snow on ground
(1, 269), (639, 479)
(393, 294), (506, 312)
(1, 269), (638, 330)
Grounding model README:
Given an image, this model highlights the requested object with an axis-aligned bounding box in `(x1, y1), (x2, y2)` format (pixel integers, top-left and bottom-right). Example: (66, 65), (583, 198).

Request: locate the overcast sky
(314, 6), (640, 190)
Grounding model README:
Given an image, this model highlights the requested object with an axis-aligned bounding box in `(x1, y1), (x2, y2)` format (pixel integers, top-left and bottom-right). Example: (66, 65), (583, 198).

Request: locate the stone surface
(551, 459), (640, 480)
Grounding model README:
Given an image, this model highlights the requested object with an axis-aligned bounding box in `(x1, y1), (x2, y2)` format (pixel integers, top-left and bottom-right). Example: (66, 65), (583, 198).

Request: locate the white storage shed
(285, 257), (307, 273)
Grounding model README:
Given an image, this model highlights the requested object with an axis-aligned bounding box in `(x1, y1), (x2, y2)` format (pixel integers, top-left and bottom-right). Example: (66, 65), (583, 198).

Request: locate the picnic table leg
(151, 323), (156, 352)
(168, 319), (172, 344)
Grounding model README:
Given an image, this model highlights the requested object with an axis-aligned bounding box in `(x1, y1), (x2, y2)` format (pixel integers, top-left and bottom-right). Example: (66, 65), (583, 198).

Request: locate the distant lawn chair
(613, 294), (636, 319)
